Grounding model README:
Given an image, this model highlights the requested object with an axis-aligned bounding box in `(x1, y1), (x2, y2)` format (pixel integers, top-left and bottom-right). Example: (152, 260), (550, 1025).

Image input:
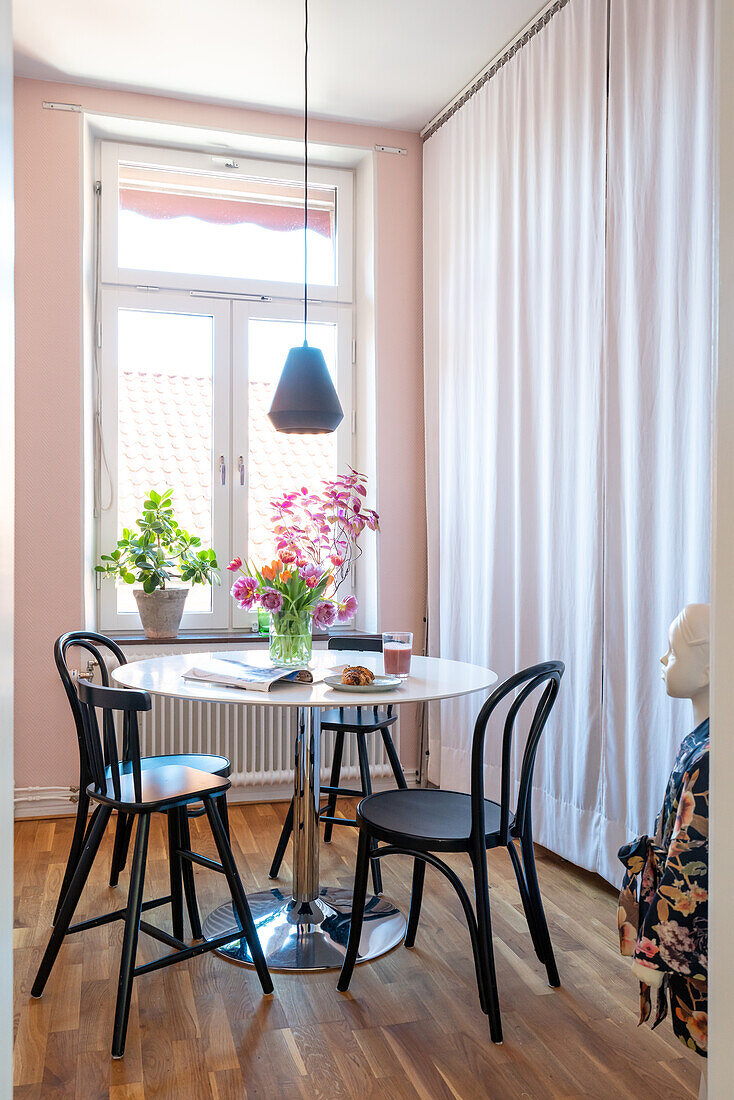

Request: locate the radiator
(123, 647), (399, 794)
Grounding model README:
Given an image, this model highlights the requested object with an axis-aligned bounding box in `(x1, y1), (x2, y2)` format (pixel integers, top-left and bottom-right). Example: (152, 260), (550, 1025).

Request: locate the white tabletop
(111, 649), (497, 708)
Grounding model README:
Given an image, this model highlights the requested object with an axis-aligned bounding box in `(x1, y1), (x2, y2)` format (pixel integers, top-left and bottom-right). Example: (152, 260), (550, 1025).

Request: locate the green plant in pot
(96, 489), (220, 639)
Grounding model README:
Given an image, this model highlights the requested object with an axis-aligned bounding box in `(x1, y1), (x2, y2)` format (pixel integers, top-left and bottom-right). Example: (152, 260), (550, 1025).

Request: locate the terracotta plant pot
(133, 588), (188, 640)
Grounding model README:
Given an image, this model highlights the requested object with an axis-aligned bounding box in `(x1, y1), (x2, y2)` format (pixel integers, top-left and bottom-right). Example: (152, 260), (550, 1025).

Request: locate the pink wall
(14, 78), (425, 799)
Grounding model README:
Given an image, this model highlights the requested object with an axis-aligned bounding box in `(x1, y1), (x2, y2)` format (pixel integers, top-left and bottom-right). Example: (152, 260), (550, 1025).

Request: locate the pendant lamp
(268, 0), (344, 434)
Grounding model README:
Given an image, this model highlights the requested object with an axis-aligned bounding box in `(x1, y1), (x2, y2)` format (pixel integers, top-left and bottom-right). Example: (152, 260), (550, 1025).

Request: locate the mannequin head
(660, 603), (710, 724)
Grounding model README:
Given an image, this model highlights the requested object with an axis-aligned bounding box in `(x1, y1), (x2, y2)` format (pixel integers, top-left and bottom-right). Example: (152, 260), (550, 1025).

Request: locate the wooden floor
(13, 801), (702, 1099)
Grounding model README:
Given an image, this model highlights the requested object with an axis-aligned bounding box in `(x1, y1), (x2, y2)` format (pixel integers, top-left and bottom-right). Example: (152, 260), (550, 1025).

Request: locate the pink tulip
(231, 575), (257, 609)
(337, 595), (358, 623)
(260, 588), (284, 614)
(313, 600), (337, 628)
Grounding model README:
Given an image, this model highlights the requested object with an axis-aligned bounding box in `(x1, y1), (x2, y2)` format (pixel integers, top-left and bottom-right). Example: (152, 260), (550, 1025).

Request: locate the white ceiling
(13, 0), (545, 133)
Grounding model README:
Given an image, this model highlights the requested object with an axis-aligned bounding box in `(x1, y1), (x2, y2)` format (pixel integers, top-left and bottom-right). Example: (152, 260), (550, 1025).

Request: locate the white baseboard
(14, 771), (419, 820)
(14, 787), (78, 819)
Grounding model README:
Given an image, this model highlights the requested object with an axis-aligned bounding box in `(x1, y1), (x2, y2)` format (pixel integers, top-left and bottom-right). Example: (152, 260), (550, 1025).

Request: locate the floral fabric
(617, 719), (709, 1057)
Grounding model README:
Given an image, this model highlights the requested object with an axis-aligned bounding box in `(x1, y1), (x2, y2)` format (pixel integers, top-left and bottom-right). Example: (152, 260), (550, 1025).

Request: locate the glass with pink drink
(382, 632), (413, 679)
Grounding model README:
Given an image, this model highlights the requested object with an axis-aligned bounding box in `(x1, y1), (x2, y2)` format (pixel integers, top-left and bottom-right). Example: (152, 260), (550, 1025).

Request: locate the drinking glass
(382, 632), (413, 679)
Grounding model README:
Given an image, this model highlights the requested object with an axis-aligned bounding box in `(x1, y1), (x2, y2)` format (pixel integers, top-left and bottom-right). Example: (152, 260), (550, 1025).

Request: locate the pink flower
(674, 789), (696, 833)
(231, 575), (257, 609)
(330, 554), (344, 567)
(687, 1011), (708, 1049)
(299, 563), (323, 589)
(227, 556), (243, 572)
(337, 595), (358, 623)
(279, 548), (296, 564)
(260, 588), (284, 614)
(313, 600), (337, 628)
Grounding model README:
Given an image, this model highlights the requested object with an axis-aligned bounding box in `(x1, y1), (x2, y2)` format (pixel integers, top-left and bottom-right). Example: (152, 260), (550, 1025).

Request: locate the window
(97, 142), (354, 631)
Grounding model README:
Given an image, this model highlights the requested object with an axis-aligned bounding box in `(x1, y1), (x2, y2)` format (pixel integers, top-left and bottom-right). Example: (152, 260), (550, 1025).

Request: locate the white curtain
(601, 0), (714, 874)
(423, 0), (713, 884)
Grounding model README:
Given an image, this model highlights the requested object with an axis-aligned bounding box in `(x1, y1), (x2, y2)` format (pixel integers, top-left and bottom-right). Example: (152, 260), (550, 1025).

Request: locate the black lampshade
(267, 342), (344, 434)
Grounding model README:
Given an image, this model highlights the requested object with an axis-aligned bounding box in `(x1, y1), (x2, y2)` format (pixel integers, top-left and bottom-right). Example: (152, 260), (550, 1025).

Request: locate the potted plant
(228, 469), (378, 666)
(96, 489), (220, 639)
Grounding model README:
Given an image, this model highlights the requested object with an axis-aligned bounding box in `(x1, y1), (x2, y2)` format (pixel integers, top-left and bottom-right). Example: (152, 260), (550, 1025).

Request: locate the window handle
(238, 455), (246, 487)
(219, 455), (226, 485)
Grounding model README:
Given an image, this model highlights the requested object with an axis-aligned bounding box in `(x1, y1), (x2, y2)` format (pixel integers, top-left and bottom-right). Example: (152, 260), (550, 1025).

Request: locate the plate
(323, 674), (402, 693)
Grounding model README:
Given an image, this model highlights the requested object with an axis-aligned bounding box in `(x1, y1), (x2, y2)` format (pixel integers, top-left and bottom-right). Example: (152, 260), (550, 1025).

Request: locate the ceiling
(13, 0), (545, 133)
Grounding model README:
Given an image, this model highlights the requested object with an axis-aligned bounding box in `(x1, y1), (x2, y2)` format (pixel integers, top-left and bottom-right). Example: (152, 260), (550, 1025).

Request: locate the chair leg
(112, 814), (150, 1059)
(381, 728), (408, 789)
(217, 794), (231, 841)
(404, 858), (425, 948)
(337, 828), (371, 992)
(323, 731), (345, 843)
(520, 834), (560, 988)
(109, 812), (130, 888)
(110, 813), (134, 889)
(204, 795), (273, 996)
(179, 809), (203, 939)
(53, 788), (90, 924)
(33, 805), (112, 997)
(167, 809), (185, 942)
(356, 733), (382, 895)
(471, 849), (503, 1044)
(269, 799), (294, 879)
(507, 840), (546, 966)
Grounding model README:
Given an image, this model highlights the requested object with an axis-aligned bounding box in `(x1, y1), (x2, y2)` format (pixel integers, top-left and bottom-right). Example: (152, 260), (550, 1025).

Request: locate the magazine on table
(183, 656), (328, 692)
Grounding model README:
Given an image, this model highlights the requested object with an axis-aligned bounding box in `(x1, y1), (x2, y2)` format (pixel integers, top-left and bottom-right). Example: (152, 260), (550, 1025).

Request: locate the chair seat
(105, 753), (230, 779)
(356, 788), (512, 852)
(89, 764), (230, 812)
(320, 706), (397, 732)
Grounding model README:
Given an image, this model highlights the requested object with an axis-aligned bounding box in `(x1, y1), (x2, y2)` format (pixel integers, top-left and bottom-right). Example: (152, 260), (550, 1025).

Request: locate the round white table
(113, 649), (497, 972)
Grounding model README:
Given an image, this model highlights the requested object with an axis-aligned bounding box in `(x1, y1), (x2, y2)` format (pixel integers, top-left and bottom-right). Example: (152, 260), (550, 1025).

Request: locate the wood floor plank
(13, 801), (703, 1098)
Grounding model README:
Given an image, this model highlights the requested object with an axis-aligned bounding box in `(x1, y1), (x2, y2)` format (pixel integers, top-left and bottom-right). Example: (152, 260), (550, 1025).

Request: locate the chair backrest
(328, 635), (389, 717)
(470, 661), (564, 845)
(328, 635), (383, 652)
(76, 679), (151, 803)
(55, 632), (128, 785)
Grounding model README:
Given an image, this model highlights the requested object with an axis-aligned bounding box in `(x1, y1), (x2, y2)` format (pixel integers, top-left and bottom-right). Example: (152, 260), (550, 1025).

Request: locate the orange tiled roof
(248, 380), (336, 564)
(117, 369), (336, 567)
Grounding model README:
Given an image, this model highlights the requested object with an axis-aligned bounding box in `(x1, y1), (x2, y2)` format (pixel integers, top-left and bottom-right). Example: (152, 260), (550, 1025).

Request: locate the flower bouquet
(228, 469), (379, 666)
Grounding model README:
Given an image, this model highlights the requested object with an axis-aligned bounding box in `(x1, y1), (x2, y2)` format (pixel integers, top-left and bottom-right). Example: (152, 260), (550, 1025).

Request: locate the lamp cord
(303, 0), (309, 337)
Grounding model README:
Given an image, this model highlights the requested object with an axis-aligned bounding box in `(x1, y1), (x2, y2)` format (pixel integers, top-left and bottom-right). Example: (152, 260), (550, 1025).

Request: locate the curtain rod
(421, 0), (571, 141)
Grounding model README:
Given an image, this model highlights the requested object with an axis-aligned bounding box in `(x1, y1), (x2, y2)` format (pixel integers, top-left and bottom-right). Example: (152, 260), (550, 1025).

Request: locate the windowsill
(109, 628), (374, 648)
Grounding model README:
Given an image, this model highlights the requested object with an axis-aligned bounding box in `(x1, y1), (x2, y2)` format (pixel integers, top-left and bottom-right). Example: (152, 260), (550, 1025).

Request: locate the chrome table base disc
(202, 887), (406, 971)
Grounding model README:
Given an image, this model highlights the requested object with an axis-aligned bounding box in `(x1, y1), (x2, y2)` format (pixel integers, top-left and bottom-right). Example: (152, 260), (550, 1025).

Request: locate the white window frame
(95, 140), (355, 634)
(230, 298), (354, 630)
(99, 142), (354, 302)
(97, 288), (233, 632)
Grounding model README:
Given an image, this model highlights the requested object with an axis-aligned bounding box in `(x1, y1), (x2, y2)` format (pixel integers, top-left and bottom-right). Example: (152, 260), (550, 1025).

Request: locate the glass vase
(269, 610), (313, 667)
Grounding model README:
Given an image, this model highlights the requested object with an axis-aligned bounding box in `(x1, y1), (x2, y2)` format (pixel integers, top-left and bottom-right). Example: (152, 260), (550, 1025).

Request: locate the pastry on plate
(341, 665), (375, 686)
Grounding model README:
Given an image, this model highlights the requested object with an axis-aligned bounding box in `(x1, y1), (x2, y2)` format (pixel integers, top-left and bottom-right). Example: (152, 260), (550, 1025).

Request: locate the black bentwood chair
(269, 636), (407, 894)
(54, 631), (231, 936)
(31, 679), (272, 1058)
(337, 661), (564, 1045)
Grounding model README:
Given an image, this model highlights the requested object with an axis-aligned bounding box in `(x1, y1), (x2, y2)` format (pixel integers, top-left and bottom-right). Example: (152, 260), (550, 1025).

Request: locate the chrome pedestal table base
(202, 888), (405, 971)
(202, 705), (406, 971)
